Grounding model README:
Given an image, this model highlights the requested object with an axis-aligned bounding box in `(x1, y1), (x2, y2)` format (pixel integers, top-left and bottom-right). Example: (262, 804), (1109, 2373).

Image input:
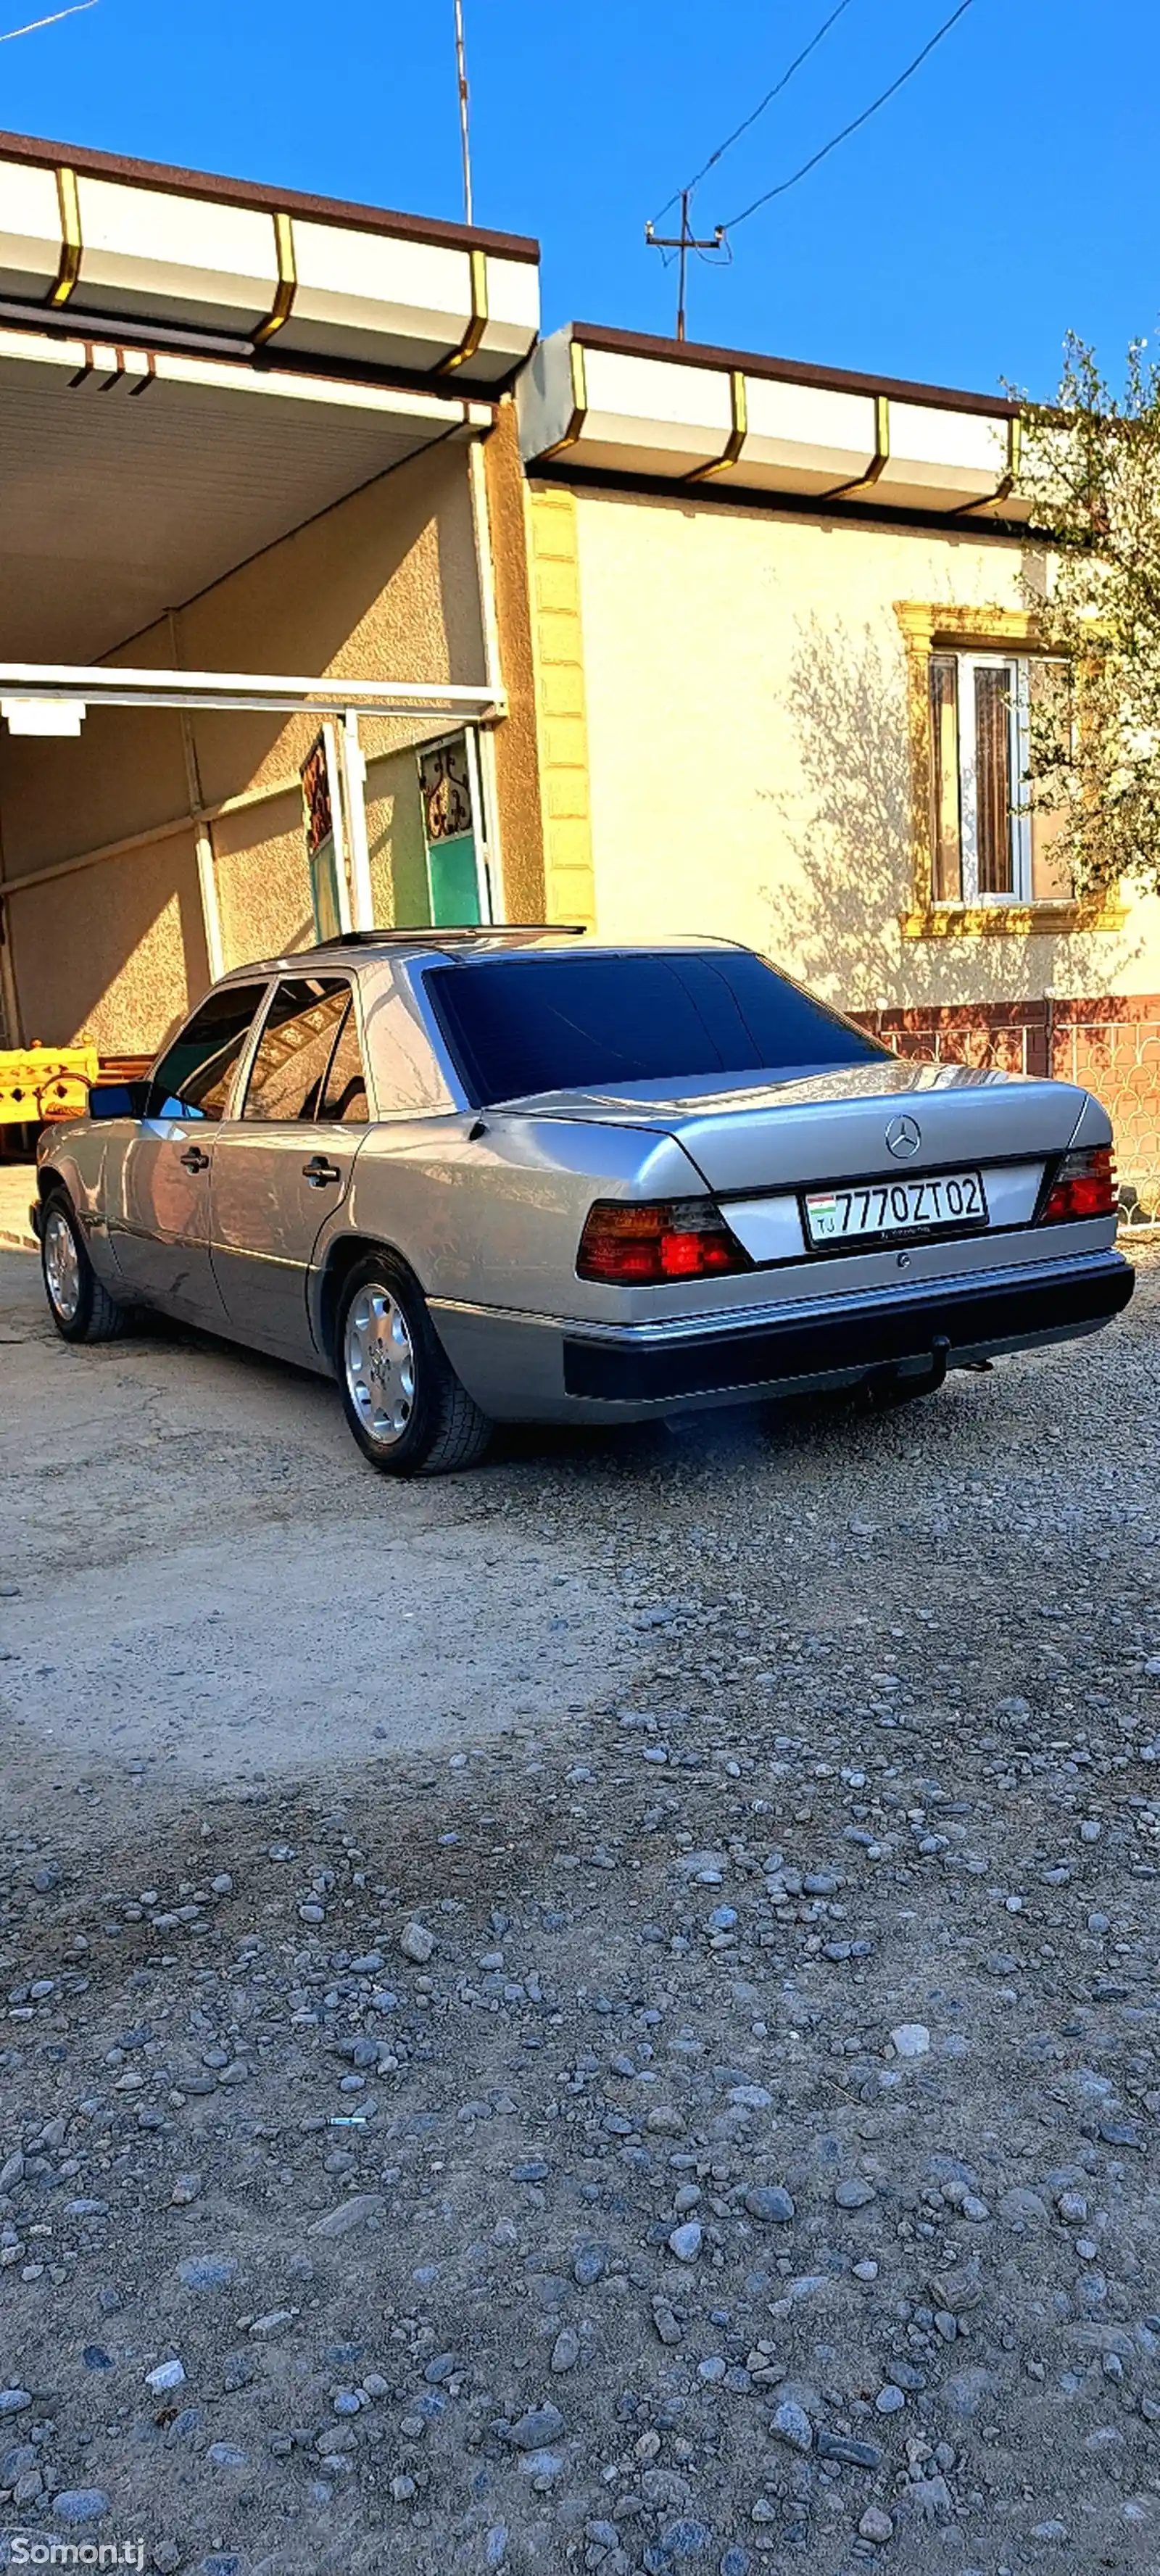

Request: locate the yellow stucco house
(1, 132), (1157, 1206)
(516, 324), (1160, 1212)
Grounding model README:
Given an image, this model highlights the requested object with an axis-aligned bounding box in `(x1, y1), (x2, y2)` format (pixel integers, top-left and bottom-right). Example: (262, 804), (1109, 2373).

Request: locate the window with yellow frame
(895, 603), (1125, 937)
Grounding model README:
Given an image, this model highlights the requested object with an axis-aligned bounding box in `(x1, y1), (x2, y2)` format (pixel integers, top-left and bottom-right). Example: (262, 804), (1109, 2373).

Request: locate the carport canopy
(0, 327), (506, 969)
(0, 321), (496, 664)
(0, 135), (536, 1043)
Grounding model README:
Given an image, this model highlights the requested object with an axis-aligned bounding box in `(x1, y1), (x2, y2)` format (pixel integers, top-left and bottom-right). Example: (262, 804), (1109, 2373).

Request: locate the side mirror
(88, 1081), (150, 1120)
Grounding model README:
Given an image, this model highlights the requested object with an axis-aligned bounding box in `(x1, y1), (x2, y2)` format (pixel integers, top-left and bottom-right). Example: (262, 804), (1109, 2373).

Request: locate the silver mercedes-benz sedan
(33, 929), (1133, 1475)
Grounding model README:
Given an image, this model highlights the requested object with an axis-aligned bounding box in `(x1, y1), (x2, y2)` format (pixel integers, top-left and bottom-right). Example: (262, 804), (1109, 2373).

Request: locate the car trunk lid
(515, 1060), (1089, 1195)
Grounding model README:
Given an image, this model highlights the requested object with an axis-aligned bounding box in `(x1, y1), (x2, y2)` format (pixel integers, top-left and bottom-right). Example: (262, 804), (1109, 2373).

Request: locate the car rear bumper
(431, 1248), (1134, 1423)
(561, 1248), (1134, 1405)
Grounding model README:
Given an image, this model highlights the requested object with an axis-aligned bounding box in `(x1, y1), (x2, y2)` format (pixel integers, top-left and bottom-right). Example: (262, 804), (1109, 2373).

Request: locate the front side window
(426, 951), (887, 1106)
(928, 651), (1073, 905)
(147, 982), (268, 1122)
(242, 980), (357, 1123)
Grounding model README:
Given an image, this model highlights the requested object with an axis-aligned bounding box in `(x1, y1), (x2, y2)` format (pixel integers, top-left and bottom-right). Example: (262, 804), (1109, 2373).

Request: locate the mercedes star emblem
(885, 1114), (922, 1161)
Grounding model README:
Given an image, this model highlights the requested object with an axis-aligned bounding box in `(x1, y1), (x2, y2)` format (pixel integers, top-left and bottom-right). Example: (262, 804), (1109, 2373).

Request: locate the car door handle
(179, 1145), (210, 1173)
(303, 1156), (341, 1187)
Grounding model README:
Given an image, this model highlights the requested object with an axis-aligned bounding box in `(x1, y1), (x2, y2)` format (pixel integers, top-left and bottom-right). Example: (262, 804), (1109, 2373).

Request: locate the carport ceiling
(0, 328), (488, 662)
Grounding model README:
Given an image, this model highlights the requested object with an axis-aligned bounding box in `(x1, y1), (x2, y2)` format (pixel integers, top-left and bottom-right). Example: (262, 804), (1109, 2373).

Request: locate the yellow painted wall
(571, 487), (1160, 1008)
(526, 487), (597, 929)
(0, 434), (491, 1049)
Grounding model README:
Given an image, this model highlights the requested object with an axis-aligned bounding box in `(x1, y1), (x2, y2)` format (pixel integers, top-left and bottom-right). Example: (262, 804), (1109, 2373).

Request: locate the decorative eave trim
(436, 247), (489, 375)
(0, 125), (539, 261)
(252, 208), (297, 347)
(825, 392), (890, 502)
(951, 415), (1023, 519)
(564, 318), (1019, 420)
(684, 369), (747, 482)
(536, 337), (588, 460)
(47, 164), (82, 308)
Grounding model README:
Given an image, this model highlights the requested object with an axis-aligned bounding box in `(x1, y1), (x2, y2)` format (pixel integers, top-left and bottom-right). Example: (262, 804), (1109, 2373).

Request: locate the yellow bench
(0, 1041), (99, 1127)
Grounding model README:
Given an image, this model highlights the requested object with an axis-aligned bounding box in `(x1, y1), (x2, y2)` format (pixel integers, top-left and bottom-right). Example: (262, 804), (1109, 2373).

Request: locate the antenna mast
(452, 0), (473, 227)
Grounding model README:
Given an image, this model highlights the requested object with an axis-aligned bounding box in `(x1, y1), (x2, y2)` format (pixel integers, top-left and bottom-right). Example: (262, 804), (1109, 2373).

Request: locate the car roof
(217, 929), (747, 982)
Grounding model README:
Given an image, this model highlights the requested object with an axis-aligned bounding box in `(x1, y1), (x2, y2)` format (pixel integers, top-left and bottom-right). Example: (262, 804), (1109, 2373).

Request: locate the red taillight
(1038, 1144), (1116, 1225)
(577, 1197), (750, 1285)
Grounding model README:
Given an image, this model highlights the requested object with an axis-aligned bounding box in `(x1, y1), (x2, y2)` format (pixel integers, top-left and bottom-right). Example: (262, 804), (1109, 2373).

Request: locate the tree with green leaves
(1017, 334), (1160, 897)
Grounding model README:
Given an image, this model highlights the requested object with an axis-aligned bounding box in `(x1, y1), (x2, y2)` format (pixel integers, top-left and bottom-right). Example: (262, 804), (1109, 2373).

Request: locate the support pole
(0, 893), (21, 1047)
(190, 799), (224, 984)
(168, 610), (224, 984)
(341, 711), (375, 931)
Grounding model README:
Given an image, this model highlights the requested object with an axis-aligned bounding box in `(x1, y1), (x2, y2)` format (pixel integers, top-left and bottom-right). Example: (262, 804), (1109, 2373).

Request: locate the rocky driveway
(1, 1235), (1160, 2576)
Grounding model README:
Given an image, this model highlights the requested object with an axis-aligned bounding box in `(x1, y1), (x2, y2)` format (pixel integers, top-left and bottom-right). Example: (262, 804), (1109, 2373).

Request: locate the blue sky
(2, 0), (1156, 399)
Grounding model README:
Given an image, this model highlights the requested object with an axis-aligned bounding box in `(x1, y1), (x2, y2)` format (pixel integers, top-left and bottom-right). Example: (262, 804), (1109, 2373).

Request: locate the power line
(0, 1), (98, 38)
(724, 0), (977, 230)
(652, 0), (858, 229)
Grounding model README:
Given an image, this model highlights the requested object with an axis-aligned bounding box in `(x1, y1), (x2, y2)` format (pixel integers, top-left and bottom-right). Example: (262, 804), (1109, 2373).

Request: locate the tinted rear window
(426, 951), (884, 1105)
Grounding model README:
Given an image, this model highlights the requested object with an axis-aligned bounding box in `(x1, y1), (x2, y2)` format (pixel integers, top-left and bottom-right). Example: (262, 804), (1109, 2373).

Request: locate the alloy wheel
(344, 1281), (416, 1449)
(44, 1206), (81, 1323)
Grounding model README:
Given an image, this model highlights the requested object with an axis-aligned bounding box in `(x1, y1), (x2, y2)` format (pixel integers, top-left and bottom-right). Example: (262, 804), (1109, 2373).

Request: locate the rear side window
(148, 982), (268, 1122)
(426, 951), (885, 1105)
(320, 1004), (369, 1124)
(242, 980), (353, 1122)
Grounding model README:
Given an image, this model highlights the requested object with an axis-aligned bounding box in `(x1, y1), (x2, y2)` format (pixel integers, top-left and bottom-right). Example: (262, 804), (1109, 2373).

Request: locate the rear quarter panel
(38, 1119), (131, 1289)
(339, 1112), (708, 1321)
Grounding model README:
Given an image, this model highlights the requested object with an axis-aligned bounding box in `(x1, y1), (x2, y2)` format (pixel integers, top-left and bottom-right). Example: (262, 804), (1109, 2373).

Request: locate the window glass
(362, 977), (455, 1114)
(147, 982), (268, 1122)
(929, 656), (962, 902)
(320, 1001), (369, 1124)
(242, 980), (351, 1123)
(927, 649), (1072, 907)
(974, 664), (1016, 896)
(426, 952), (887, 1106)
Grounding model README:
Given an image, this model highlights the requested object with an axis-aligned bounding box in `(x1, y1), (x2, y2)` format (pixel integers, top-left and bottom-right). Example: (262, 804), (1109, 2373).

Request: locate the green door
(419, 733), (485, 926)
(427, 830), (480, 926)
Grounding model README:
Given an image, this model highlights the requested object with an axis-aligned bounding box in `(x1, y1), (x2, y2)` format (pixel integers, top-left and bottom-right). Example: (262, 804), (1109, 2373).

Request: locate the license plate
(804, 1169), (988, 1246)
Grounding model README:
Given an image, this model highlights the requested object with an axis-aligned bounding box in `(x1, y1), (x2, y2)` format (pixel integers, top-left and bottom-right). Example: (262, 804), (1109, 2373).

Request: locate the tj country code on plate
(804, 1171), (987, 1245)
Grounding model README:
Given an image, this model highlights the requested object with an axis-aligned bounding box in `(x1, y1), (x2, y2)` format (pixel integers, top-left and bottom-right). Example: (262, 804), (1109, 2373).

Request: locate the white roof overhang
(0, 131), (539, 384)
(0, 665), (502, 717)
(518, 324), (1030, 523)
(0, 324), (493, 660)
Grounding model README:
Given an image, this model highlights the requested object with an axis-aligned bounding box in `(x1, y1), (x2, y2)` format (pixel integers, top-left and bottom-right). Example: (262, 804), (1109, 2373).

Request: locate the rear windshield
(426, 951), (885, 1106)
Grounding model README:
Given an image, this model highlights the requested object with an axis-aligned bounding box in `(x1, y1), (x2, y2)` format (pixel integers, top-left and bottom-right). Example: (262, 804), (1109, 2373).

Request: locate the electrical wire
(724, 0), (976, 229)
(0, 1), (97, 38)
(651, 0), (860, 227)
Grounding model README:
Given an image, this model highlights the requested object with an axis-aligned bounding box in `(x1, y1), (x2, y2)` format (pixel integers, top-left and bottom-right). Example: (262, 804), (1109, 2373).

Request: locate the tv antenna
(452, 0), (473, 227)
(645, 191), (725, 343)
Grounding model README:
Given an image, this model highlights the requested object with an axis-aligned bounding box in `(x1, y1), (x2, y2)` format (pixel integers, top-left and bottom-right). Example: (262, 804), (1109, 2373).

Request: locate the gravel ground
(2, 1238), (1160, 2576)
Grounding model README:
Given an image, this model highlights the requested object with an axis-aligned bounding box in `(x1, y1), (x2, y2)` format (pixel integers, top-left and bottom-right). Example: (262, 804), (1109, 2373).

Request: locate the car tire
(41, 1188), (134, 1344)
(336, 1251), (493, 1477)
